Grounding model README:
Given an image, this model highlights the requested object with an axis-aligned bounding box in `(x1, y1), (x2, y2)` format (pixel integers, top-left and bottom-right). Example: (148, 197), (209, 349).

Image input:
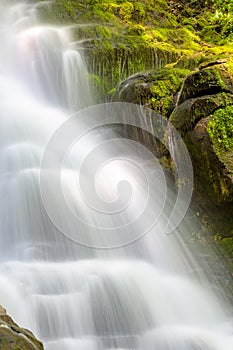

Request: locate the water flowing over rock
(0, 2), (233, 350)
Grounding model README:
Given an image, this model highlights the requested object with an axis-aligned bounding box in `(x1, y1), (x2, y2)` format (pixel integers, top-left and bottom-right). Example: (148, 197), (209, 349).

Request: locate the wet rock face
(0, 306), (44, 350)
(172, 63), (233, 235)
(116, 72), (158, 104)
(185, 117), (233, 203)
(185, 117), (233, 235)
(116, 68), (190, 117)
(116, 60), (233, 235)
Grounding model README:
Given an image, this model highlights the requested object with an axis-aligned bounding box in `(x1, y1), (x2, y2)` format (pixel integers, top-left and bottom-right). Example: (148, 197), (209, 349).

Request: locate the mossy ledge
(36, 0), (232, 101)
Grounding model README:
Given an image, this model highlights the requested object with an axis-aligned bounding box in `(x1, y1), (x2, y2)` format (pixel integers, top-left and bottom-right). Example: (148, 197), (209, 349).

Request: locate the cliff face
(116, 60), (233, 237)
(0, 306), (44, 350)
(37, 0), (233, 101)
(36, 0), (233, 251)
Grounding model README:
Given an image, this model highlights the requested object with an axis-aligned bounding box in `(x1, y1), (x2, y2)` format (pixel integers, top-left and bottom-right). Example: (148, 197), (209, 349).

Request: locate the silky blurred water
(0, 2), (233, 350)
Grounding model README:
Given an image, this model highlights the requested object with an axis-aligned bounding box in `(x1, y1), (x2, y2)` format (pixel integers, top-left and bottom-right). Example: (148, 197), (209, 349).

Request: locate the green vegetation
(37, 0), (233, 99)
(208, 105), (233, 151)
(149, 68), (190, 115)
(36, 0), (233, 280)
(38, 0), (211, 99)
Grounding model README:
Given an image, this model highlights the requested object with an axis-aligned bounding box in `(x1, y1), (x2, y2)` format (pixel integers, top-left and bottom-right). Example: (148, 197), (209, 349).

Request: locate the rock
(0, 306), (44, 350)
(116, 60), (233, 236)
(170, 93), (233, 136)
(169, 61), (233, 235)
(185, 117), (233, 235)
(186, 117), (233, 203)
(0, 306), (6, 315)
(115, 68), (190, 117)
(116, 72), (155, 104)
(199, 58), (227, 69)
(177, 63), (233, 105)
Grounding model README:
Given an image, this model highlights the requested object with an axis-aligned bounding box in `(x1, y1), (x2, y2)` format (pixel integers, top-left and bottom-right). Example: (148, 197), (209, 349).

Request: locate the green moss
(226, 56), (233, 75)
(219, 237), (233, 257)
(128, 24), (145, 35)
(37, 0), (233, 104)
(208, 105), (233, 151)
(147, 68), (190, 116)
(119, 2), (134, 23)
(170, 93), (233, 136)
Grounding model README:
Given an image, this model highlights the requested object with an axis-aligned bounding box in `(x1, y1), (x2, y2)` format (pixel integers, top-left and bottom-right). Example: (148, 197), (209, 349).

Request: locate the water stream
(0, 2), (233, 350)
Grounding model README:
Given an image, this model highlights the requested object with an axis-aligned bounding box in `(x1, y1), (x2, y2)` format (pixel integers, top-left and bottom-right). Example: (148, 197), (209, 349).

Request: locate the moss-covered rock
(186, 117), (233, 204)
(177, 63), (233, 105)
(162, 61), (233, 236)
(185, 116), (233, 235)
(115, 58), (233, 236)
(0, 306), (43, 350)
(170, 93), (233, 136)
(208, 105), (233, 153)
(115, 67), (190, 117)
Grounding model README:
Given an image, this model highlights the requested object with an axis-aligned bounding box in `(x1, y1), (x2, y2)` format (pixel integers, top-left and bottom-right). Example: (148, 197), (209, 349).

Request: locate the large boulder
(171, 61), (233, 235)
(185, 116), (233, 235)
(115, 68), (190, 117)
(0, 306), (44, 350)
(116, 60), (233, 236)
(170, 93), (233, 136)
(177, 61), (233, 105)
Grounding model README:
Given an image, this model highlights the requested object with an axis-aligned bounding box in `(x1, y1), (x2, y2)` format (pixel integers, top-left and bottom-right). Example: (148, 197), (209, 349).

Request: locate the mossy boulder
(185, 116), (233, 235)
(166, 61), (233, 236)
(114, 68), (189, 160)
(186, 117), (233, 204)
(116, 60), (233, 236)
(177, 62), (233, 105)
(115, 68), (190, 117)
(170, 93), (233, 136)
(0, 306), (43, 350)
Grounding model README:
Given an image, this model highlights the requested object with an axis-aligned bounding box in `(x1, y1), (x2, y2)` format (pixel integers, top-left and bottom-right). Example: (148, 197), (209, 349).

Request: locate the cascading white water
(0, 1), (233, 350)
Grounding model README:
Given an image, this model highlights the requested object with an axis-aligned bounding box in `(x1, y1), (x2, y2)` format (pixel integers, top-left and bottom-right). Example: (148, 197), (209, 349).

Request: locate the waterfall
(0, 1), (233, 350)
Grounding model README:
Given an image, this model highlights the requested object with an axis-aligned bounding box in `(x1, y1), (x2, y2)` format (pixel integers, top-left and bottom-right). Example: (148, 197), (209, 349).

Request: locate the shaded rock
(116, 72), (156, 105)
(116, 60), (233, 236)
(186, 117), (233, 204)
(167, 61), (233, 235)
(199, 58), (227, 69)
(185, 117), (233, 235)
(0, 306), (44, 350)
(115, 68), (190, 117)
(177, 63), (233, 105)
(170, 93), (233, 135)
